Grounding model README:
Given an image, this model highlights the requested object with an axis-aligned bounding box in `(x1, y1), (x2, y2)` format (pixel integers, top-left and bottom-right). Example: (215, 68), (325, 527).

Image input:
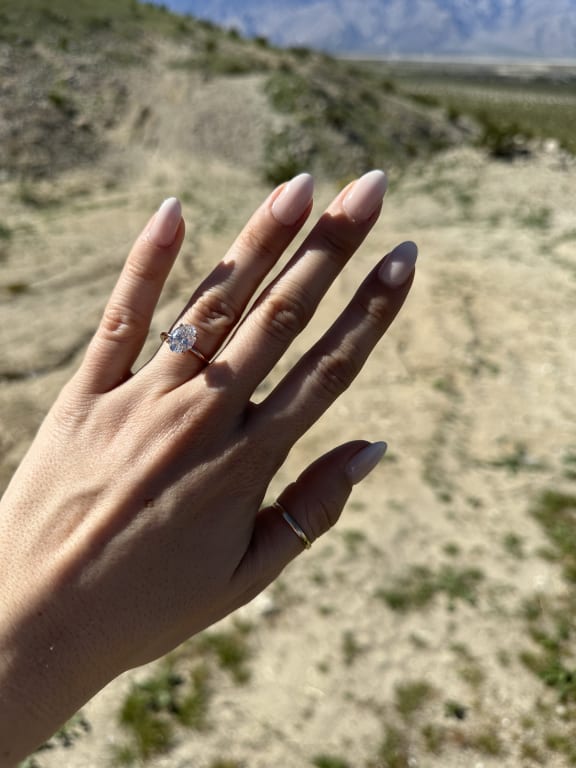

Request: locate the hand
(0, 170), (416, 765)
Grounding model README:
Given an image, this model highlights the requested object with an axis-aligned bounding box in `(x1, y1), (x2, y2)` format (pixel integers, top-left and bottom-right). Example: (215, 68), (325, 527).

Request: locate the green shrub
(377, 564), (484, 612)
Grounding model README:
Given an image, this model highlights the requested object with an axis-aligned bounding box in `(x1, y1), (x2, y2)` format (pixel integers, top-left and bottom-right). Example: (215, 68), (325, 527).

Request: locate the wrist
(0, 575), (105, 766)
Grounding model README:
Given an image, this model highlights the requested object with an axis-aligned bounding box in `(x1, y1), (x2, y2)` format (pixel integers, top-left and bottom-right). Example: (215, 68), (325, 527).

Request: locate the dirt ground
(1, 61), (576, 767)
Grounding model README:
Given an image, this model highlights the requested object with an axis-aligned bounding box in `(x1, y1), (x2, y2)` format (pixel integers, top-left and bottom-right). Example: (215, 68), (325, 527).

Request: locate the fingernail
(342, 170), (387, 222)
(378, 241), (418, 287)
(345, 441), (388, 485)
(271, 173), (314, 225)
(148, 197), (182, 247)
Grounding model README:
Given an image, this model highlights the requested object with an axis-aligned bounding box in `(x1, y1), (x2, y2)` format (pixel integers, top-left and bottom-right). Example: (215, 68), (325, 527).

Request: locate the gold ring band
(188, 346), (209, 363)
(274, 501), (312, 550)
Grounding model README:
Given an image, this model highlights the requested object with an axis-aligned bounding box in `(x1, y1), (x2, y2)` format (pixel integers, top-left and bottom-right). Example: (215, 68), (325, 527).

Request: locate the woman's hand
(0, 170), (416, 765)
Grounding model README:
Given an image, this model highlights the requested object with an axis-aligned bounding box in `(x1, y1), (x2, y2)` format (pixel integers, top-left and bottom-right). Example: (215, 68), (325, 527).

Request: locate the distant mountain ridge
(151, 0), (576, 59)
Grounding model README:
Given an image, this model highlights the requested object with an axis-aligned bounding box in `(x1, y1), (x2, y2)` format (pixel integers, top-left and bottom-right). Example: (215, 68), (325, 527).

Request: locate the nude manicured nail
(378, 241), (418, 287)
(342, 170), (388, 222)
(345, 441), (388, 485)
(148, 197), (182, 247)
(271, 173), (314, 225)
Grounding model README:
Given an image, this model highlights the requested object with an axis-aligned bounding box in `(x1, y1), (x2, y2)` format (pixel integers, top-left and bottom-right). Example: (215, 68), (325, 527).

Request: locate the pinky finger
(232, 440), (387, 599)
(78, 198), (184, 394)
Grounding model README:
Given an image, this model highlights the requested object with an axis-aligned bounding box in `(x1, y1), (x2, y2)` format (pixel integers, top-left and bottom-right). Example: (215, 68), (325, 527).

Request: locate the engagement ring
(161, 324), (209, 363)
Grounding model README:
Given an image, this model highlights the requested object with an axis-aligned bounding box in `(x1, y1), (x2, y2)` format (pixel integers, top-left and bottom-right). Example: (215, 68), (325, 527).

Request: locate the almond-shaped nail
(378, 241), (418, 287)
(148, 197), (182, 247)
(345, 441), (388, 485)
(342, 170), (387, 223)
(271, 173), (314, 225)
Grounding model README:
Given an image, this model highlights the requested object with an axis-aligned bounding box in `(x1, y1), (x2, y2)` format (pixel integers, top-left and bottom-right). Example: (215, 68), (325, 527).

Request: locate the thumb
(233, 440), (387, 599)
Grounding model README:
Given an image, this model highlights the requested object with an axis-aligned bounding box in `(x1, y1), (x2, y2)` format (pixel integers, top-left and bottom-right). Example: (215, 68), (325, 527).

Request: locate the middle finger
(214, 170), (388, 401)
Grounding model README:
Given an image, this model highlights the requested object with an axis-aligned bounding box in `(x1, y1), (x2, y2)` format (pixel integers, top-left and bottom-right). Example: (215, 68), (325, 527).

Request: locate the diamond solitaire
(162, 324), (198, 354)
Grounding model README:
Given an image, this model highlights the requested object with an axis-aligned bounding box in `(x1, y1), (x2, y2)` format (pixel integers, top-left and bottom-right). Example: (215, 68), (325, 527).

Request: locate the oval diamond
(167, 324), (197, 353)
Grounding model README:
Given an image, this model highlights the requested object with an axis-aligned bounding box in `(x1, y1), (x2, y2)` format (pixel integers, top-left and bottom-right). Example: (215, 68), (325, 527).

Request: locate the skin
(0, 173), (415, 766)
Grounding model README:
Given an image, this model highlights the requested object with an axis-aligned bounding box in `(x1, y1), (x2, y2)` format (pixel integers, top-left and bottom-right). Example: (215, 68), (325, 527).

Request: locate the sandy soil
(1, 61), (575, 768)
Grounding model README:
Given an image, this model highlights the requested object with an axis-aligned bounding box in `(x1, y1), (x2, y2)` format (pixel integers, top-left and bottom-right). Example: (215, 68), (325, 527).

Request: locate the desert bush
(476, 113), (533, 159)
(262, 125), (315, 185)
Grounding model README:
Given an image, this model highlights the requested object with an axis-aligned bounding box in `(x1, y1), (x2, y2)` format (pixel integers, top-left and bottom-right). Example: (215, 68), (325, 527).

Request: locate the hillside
(0, 0), (471, 185)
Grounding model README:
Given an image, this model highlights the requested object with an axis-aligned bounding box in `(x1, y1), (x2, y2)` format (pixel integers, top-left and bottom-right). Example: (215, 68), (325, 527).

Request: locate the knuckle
(313, 349), (359, 399)
(239, 222), (278, 262)
(260, 286), (310, 343)
(303, 496), (341, 541)
(125, 252), (161, 284)
(193, 289), (239, 334)
(99, 302), (148, 344)
(357, 292), (390, 324)
(317, 227), (354, 267)
(49, 384), (92, 433)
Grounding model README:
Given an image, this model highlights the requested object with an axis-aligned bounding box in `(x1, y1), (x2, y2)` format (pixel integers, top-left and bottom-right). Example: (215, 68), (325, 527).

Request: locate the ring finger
(148, 173), (314, 391)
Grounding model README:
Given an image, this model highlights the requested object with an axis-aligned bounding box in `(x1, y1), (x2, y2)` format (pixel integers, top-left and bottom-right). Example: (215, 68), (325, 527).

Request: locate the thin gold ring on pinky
(161, 324), (210, 363)
(273, 501), (312, 550)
